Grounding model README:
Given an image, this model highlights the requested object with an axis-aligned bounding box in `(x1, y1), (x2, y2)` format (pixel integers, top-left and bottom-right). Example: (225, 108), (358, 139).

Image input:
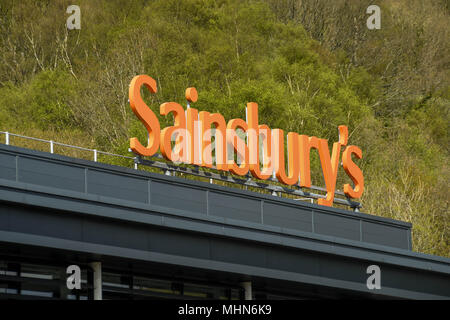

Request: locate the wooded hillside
(0, 0), (448, 257)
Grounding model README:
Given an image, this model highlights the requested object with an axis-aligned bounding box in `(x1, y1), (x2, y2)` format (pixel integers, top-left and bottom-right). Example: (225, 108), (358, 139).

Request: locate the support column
(240, 281), (252, 300)
(89, 262), (102, 300)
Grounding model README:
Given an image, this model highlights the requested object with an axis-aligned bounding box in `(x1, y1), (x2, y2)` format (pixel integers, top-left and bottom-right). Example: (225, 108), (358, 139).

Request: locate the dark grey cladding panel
(148, 228), (210, 259)
(151, 181), (207, 214)
(263, 202), (313, 232)
(87, 169), (148, 203)
(410, 270), (450, 296)
(382, 265), (450, 296)
(381, 266), (421, 292)
(266, 247), (367, 285)
(210, 238), (266, 267)
(318, 256), (366, 283)
(362, 221), (408, 249)
(314, 211), (360, 241)
(0, 152), (16, 181)
(83, 219), (148, 251)
(0, 203), (9, 230)
(208, 192), (261, 223)
(2, 203), (83, 241)
(17, 157), (85, 193)
(266, 247), (319, 275)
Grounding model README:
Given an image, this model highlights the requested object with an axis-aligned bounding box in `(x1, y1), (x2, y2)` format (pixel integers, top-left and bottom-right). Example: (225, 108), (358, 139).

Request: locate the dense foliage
(0, 0), (448, 256)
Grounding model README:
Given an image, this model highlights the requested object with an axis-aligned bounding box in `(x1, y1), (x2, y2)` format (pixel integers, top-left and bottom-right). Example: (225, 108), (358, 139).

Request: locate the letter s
(342, 145), (364, 199)
(129, 75), (161, 156)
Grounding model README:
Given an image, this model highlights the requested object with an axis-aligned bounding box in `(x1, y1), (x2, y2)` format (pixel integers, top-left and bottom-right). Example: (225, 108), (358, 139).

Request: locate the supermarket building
(0, 142), (449, 299)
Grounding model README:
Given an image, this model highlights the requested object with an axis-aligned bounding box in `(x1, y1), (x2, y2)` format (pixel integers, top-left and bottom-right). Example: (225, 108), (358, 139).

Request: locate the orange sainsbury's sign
(129, 75), (364, 207)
